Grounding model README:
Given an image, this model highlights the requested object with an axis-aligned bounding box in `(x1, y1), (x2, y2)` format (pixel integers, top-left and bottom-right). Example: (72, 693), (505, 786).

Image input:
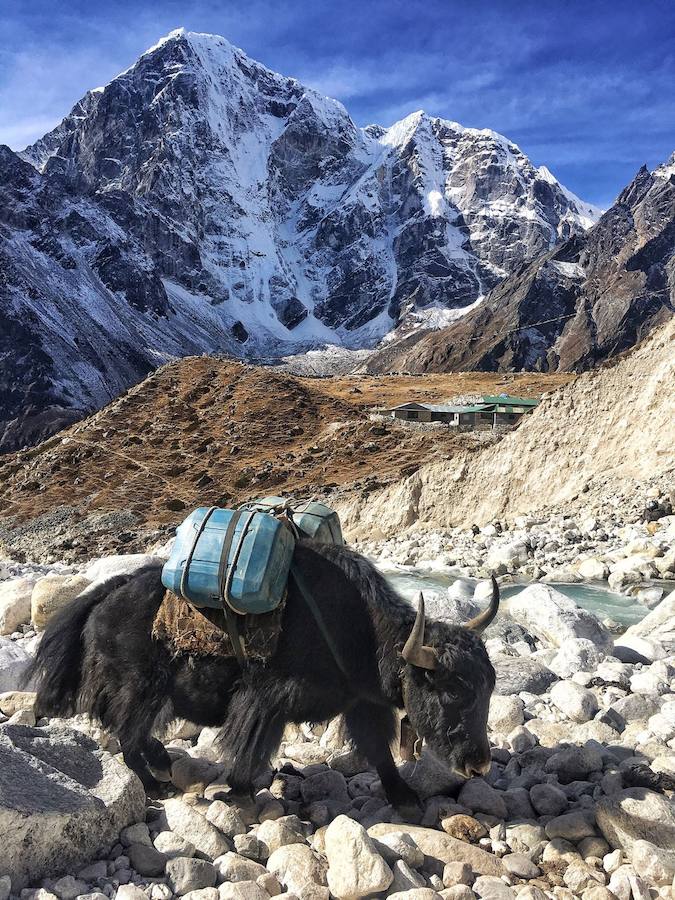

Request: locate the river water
(384, 567), (651, 628)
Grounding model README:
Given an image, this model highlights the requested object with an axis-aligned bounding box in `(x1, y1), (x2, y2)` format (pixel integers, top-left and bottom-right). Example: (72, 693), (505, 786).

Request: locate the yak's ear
(402, 593), (437, 670)
(464, 575), (500, 634)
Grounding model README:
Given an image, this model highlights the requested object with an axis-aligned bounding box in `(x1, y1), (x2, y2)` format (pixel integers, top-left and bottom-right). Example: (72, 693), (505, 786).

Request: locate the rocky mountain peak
(2, 28), (605, 451)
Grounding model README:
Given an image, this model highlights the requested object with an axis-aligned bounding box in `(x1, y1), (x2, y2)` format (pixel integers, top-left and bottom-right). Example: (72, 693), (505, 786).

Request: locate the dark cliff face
(365, 159), (675, 374)
(1, 29), (602, 450)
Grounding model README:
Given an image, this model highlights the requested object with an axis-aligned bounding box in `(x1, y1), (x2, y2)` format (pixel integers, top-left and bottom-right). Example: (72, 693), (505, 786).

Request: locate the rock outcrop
(364, 155), (675, 374)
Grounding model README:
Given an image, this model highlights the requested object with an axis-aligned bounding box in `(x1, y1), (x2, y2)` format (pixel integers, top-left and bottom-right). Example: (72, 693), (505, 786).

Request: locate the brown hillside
(0, 358), (571, 561)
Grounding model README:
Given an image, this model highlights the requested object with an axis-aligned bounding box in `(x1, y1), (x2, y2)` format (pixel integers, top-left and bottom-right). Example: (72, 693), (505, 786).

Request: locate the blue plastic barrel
(162, 507), (295, 613)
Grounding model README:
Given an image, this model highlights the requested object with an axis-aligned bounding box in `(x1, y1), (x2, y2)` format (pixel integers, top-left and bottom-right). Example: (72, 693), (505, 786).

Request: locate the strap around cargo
(179, 506), (218, 601)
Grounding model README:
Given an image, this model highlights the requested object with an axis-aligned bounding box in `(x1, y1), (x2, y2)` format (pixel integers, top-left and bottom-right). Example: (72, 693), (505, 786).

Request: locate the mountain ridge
(0, 28), (609, 451)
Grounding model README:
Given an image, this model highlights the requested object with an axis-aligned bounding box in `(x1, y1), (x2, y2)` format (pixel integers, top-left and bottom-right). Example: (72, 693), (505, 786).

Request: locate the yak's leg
(345, 701), (421, 820)
(143, 736), (172, 782)
(120, 737), (161, 793)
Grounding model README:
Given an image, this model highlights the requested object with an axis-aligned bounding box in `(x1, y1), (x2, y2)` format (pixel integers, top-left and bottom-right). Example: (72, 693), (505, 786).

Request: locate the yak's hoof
(388, 782), (423, 824)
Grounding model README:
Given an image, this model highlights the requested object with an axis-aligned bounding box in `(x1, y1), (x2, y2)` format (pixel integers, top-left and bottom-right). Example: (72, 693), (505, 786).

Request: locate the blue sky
(1, 0), (673, 207)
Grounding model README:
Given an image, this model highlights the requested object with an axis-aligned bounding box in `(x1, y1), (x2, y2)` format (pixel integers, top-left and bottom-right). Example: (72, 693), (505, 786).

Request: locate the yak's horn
(402, 593), (437, 670)
(465, 575), (500, 634)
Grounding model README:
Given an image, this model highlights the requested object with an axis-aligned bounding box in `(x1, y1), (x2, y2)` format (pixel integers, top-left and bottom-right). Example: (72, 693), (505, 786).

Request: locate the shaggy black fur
(27, 540), (496, 812)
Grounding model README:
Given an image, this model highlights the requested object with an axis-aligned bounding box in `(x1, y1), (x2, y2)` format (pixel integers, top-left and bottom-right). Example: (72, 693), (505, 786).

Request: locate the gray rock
(471, 875), (515, 900)
(596, 788), (675, 853)
(501, 788), (535, 820)
(128, 842), (168, 876)
(544, 745), (603, 783)
(440, 888), (476, 900)
(0, 723), (145, 890)
(372, 832), (424, 869)
(154, 830), (197, 859)
(389, 859), (426, 893)
(267, 844), (327, 896)
(502, 584), (613, 650)
(442, 862), (474, 887)
(490, 657), (556, 696)
(631, 839), (675, 886)
(213, 852), (268, 883)
(120, 823), (152, 847)
(549, 639), (606, 679)
(185, 890), (219, 900)
(300, 770), (350, 805)
(255, 819), (305, 857)
(0, 637), (33, 692)
(399, 749), (464, 799)
(218, 883), (270, 900)
(501, 854), (540, 879)
(368, 824), (504, 877)
(488, 696), (524, 734)
(166, 858), (217, 895)
(234, 833), (264, 860)
(529, 782), (568, 817)
(457, 780), (507, 819)
(550, 681), (599, 723)
(163, 798), (231, 859)
(545, 811), (597, 842)
(205, 801), (247, 837)
(324, 815), (390, 898)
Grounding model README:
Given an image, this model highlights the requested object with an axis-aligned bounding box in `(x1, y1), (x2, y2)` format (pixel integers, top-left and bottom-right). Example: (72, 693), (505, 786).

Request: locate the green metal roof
(481, 394), (539, 407)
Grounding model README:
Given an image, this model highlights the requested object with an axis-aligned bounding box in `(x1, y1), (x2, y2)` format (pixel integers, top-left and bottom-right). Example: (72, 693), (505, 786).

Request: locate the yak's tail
(25, 574), (132, 718)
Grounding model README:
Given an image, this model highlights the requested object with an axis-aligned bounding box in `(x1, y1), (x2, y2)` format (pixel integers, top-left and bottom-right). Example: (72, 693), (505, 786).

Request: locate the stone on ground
(596, 788), (675, 854)
(324, 815), (392, 899)
(0, 723), (145, 889)
(368, 824), (504, 877)
(31, 574), (92, 629)
(502, 584), (612, 650)
(0, 577), (35, 635)
(163, 798), (231, 859)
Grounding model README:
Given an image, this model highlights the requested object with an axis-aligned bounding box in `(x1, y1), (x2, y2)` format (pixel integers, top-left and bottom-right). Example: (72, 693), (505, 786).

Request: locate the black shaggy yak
(28, 541), (498, 815)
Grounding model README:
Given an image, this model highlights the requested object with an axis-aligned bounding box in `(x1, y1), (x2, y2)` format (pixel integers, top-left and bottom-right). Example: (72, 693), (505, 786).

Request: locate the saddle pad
(152, 590), (285, 660)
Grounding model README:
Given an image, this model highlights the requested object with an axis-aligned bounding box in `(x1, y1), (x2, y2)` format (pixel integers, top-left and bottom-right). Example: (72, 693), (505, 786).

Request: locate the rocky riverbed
(353, 487), (675, 607)
(1, 537), (675, 900)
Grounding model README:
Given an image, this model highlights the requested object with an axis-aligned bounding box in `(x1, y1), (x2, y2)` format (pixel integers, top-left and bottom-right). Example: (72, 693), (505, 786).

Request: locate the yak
(28, 540), (499, 816)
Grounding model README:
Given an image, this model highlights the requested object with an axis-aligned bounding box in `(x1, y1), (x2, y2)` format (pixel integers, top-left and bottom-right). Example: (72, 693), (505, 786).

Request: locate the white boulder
(549, 638), (606, 678)
(577, 558), (609, 581)
(596, 788), (675, 855)
(31, 575), (92, 629)
(623, 591), (675, 654)
(550, 681), (599, 723)
(325, 815), (392, 899)
(502, 584), (613, 650)
(82, 554), (163, 586)
(0, 637), (33, 692)
(0, 577), (35, 635)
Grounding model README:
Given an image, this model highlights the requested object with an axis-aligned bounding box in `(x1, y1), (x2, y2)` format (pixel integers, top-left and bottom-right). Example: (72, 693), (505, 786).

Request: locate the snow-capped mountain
(364, 154), (675, 374)
(2, 28), (600, 450)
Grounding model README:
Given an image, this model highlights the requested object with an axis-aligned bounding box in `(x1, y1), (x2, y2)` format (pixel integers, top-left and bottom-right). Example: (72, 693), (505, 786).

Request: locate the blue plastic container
(162, 507), (295, 613)
(247, 497), (344, 545)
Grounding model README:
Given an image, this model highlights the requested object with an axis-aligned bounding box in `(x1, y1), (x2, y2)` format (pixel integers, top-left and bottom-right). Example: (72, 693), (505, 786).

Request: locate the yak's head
(400, 578), (499, 779)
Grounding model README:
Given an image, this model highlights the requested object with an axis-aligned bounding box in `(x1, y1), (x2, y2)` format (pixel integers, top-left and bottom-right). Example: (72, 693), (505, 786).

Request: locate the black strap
(217, 509), (242, 601)
(290, 563), (353, 683)
(289, 562), (389, 708)
(179, 506), (217, 601)
(215, 509), (248, 666)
